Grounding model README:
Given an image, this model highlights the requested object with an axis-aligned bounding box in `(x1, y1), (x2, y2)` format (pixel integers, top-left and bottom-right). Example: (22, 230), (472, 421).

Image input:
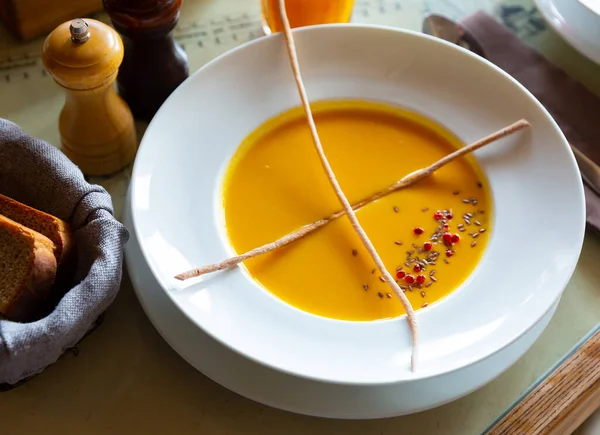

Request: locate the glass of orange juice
(261, 0), (356, 35)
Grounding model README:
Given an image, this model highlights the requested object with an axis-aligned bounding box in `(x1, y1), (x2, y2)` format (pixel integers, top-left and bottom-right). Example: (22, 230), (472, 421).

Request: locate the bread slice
(0, 193), (72, 265)
(0, 214), (57, 322)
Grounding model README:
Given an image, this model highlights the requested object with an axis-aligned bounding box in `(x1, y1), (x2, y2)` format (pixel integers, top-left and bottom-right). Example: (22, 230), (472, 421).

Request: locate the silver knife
(422, 13), (600, 197)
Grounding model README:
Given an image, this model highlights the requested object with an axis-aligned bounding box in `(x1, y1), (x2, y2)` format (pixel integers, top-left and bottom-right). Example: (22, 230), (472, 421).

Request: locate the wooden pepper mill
(42, 18), (137, 176)
(103, 0), (189, 122)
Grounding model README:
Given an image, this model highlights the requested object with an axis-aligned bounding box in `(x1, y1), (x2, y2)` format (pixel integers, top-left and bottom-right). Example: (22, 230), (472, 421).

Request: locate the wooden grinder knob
(43, 18), (138, 176)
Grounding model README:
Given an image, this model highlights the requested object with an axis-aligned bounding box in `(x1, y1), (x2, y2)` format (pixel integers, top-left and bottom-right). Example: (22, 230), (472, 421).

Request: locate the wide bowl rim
(130, 23), (585, 385)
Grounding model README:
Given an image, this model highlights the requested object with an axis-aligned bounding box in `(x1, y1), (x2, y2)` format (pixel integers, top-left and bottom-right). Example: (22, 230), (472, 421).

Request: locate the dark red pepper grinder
(103, 0), (189, 122)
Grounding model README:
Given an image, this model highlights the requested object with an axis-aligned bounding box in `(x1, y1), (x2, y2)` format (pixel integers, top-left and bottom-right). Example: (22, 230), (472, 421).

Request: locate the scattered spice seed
(425, 281), (433, 288)
(400, 285), (408, 291)
(363, 284), (369, 291)
(422, 302), (429, 308)
(457, 223), (465, 228)
(471, 241), (477, 247)
(430, 275), (438, 282)
(394, 240), (403, 245)
(379, 276), (385, 283)
(462, 199), (471, 204)
(471, 232), (479, 238)
(413, 227), (424, 235)
(422, 207), (429, 212)
(407, 250), (415, 256)
(477, 182), (483, 188)
(408, 286), (413, 292)
(387, 293), (392, 299)
(416, 275), (426, 284)
(396, 270), (406, 279)
(453, 190), (460, 195)
(429, 269), (436, 276)
(474, 220), (481, 226)
(423, 241), (432, 251)
(378, 292), (384, 298)
(393, 206), (399, 213)
(420, 291), (426, 298)
(405, 275), (415, 284)
(459, 227), (466, 232)
(352, 249), (357, 256)
(472, 199), (478, 205)
(478, 210), (485, 214)
(480, 228), (486, 233)
(404, 261), (411, 268)
(371, 268), (376, 274)
(444, 259), (450, 264)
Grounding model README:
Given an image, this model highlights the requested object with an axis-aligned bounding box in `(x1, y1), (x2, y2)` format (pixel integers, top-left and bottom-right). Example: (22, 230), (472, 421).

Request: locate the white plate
(535, 0), (600, 64)
(123, 194), (560, 418)
(130, 24), (584, 399)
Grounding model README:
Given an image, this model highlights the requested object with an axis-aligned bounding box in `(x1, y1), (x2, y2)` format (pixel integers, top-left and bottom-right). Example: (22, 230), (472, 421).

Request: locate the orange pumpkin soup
(222, 100), (491, 321)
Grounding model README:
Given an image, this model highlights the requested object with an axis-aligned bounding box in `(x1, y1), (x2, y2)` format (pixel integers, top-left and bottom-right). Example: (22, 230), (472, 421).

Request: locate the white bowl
(129, 24), (585, 415)
(535, 0), (600, 64)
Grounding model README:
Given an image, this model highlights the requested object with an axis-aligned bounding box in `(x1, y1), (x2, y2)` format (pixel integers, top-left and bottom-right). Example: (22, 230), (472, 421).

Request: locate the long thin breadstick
(175, 2), (532, 369)
(174, 119), (528, 282)
(275, 0), (423, 370)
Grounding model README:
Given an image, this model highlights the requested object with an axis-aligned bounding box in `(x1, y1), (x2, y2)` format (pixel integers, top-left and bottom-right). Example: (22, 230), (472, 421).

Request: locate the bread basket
(0, 118), (129, 387)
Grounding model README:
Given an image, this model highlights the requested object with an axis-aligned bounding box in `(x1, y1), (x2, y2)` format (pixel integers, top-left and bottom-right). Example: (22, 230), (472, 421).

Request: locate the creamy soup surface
(222, 100), (491, 321)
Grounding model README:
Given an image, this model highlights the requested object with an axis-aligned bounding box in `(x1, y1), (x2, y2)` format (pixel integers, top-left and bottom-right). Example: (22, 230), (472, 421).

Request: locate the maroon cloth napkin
(461, 11), (600, 230)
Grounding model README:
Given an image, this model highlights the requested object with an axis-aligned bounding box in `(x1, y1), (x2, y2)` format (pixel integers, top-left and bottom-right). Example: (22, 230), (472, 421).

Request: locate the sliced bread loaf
(0, 193), (72, 265)
(0, 214), (57, 322)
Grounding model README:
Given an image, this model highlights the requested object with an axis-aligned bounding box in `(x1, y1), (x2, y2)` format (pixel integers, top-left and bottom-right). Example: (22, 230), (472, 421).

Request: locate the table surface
(2, 1), (600, 434)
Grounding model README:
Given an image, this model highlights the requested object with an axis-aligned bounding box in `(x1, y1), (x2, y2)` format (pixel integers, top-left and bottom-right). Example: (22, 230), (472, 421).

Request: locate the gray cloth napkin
(0, 118), (129, 385)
